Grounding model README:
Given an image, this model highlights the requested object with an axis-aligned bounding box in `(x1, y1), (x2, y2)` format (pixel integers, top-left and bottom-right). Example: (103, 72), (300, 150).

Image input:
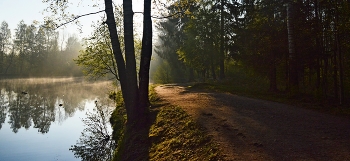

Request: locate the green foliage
(0, 20), (83, 77)
(154, 0), (231, 82)
(75, 24), (118, 80)
(190, 60), (270, 97)
(177, 1), (220, 73)
(151, 60), (172, 84)
(152, 8), (190, 83)
(151, 58), (188, 84)
(0, 21), (11, 74)
(74, 5), (142, 81)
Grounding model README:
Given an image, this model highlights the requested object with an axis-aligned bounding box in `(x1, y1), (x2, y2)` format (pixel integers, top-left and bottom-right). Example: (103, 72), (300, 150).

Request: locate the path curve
(155, 84), (350, 161)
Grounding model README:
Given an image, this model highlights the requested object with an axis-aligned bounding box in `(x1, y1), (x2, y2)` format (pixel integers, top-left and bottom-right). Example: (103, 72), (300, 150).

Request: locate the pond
(0, 77), (116, 161)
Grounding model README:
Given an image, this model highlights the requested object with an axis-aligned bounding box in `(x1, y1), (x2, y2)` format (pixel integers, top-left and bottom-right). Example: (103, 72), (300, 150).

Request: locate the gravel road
(155, 84), (350, 161)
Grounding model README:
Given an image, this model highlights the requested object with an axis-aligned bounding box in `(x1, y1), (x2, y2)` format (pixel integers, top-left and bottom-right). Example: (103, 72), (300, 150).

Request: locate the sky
(0, 0), (145, 42)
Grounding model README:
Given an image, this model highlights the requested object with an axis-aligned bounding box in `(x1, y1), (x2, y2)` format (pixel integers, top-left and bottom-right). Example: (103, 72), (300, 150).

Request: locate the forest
(1, 0), (350, 160)
(151, 0), (350, 105)
(2, 0), (349, 104)
(0, 20), (82, 77)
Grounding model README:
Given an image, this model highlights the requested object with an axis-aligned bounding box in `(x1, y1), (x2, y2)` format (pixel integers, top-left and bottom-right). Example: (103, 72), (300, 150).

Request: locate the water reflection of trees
(0, 89), (9, 129)
(70, 102), (115, 161)
(0, 78), (112, 133)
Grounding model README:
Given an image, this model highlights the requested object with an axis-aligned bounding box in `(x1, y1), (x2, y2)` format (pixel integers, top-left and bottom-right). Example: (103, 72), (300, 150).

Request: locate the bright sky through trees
(0, 0), (144, 39)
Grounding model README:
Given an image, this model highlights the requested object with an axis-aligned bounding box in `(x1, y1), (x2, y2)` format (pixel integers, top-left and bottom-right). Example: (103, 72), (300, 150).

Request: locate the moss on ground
(149, 105), (222, 161)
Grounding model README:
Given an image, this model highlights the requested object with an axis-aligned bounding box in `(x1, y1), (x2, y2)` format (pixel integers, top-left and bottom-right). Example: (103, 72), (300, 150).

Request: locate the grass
(149, 105), (222, 161)
(109, 85), (224, 161)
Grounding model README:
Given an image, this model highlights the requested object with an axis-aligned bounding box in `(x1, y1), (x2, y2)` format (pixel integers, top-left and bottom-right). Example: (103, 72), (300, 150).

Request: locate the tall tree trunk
(285, 50), (289, 91)
(287, 2), (298, 95)
(335, 5), (344, 104)
(332, 3), (339, 100)
(315, 0), (321, 90)
(123, 0), (139, 122)
(104, 0), (128, 107)
(105, 0), (152, 160)
(139, 0), (152, 114)
(333, 38), (338, 99)
(337, 32), (344, 104)
(219, 0), (225, 79)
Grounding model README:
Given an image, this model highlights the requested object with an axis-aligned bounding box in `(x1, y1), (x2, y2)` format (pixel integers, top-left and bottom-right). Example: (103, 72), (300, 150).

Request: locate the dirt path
(155, 84), (350, 161)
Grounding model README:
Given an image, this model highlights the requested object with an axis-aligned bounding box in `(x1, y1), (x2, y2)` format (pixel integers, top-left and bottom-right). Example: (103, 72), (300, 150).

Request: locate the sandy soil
(155, 84), (350, 161)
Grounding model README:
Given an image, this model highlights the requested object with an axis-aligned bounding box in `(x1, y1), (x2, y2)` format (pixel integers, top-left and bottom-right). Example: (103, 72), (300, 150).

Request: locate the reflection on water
(0, 77), (115, 161)
(70, 102), (116, 161)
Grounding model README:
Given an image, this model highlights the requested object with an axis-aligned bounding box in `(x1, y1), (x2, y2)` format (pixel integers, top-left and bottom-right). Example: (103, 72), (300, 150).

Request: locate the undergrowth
(189, 66), (350, 118)
(109, 85), (223, 160)
(149, 105), (222, 161)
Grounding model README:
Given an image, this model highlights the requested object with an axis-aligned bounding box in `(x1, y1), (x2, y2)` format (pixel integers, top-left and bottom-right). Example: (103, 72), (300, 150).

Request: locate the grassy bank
(109, 85), (223, 160)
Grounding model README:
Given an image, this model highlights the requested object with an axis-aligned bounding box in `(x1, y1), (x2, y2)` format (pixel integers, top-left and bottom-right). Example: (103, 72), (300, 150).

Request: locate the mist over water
(0, 77), (115, 161)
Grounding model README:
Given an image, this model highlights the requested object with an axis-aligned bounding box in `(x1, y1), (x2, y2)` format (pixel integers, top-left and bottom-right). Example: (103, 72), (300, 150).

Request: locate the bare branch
(134, 11), (184, 19)
(151, 11), (184, 19)
(56, 10), (105, 29)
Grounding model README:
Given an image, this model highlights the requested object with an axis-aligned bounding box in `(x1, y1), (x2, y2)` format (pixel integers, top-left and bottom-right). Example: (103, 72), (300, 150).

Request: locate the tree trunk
(123, 0), (139, 122)
(269, 51), (277, 92)
(139, 0), (152, 111)
(104, 0), (128, 106)
(105, 0), (152, 160)
(211, 59), (216, 80)
(189, 68), (194, 82)
(333, 38), (338, 99)
(0, 51), (3, 74)
(285, 51), (289, 91)
(219, 0), (225, 79)
(315, 0), (321, 91)
(323, 58), (329, 97)
(287, 2), (298, 95)
(338, 53), (344, 104)
(335, 5), (344, 104)
(337, 32), (344, 104)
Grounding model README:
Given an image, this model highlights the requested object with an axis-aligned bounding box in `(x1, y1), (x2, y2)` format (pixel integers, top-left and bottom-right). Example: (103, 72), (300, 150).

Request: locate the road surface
(155, 84), (350, 161)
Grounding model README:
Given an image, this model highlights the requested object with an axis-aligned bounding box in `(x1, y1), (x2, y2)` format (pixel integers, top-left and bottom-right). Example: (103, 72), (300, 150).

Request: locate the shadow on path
(156, 84), (350, 161)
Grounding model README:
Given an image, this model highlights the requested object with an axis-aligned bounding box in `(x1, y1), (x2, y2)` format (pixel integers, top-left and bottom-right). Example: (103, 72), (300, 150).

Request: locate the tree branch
(134, 11), (184, 19)
(56, 10), (105, 29)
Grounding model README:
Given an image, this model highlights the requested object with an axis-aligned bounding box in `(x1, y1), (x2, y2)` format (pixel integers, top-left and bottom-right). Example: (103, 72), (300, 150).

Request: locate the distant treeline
(152, 0), (350, 103)
(0, 20), (83, 77)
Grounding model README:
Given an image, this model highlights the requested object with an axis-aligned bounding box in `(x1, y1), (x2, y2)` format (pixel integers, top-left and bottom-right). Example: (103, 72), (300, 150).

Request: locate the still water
(0, 78), (115, 161)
